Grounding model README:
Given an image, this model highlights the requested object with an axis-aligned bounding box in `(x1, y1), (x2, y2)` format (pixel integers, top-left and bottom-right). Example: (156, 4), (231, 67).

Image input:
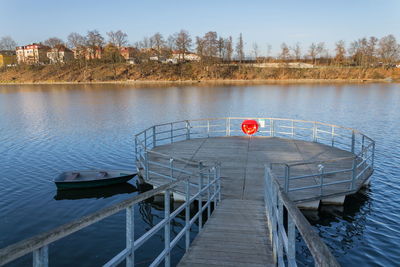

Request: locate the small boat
(54, 183), (137, 200)
(54, 170), (137, 190)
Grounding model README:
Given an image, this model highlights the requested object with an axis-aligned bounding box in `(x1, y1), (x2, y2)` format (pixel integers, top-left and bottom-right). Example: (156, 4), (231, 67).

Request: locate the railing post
(217, 164), (221, 203)
(287, 216), (296, 267)
(319, 164), (324, 196)
(170, 123), (173, 144)
(185, 120), (191, 140)
(312, 122), (317, 142)
(185, 179), (190, 252)
(361, 135), (365, 158)
(126, 205), (135, 267)
(207, 170), (211, 219)
(213, 166), (218, 207)
(351, 157), (357, 190)
(198, 162), (204, 232)
(284, 165), (290, 193)
(351, 130), (355, 153)
(164, 189), (171, 267)
(207, 120), (210, 138)
(169, 158), (174, 180)
(277, 201), (284, 266)
(33, 246), (48, 267)
(270, 119), (275, 137)
(152, 126), (156, 148)
(331, 126), (335, 147)
(144, 130), (147, 149)
(291, 120), (294, 138)
(271, 182), (277, 262)
(145, 150), (149, 180)
(226, 118), (231, 136)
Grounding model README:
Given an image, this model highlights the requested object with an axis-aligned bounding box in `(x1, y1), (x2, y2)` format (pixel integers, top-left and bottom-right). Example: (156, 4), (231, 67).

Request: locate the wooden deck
(142, 136), (371, 266)
(147, 136), (369, 203)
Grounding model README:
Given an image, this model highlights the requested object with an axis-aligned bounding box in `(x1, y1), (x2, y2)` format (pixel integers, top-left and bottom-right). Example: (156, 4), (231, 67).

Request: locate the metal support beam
(33, 246), (48, 267)
(126, 205), (135, 267)
(164, 189), (171, 267)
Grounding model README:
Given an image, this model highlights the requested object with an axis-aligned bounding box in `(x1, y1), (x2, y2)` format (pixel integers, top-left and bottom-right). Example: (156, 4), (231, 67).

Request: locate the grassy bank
(0, 62), (399, 84)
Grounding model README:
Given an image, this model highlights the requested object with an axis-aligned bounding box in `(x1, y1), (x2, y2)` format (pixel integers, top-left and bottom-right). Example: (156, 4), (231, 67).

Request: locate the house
(171, 51), (201, 62)
(47, 45), (74, 64)
(119, 47), (139, 60)
(72, 46), (103, 60)
(0, 51), (17, 67)
(16, 43), (50, 64)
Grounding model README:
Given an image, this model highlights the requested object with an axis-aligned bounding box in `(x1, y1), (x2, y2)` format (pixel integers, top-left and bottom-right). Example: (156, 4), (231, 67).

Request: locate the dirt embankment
(0, 62), (399, 84)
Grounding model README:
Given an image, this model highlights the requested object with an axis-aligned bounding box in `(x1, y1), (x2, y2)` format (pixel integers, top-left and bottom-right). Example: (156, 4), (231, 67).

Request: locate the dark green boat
(54, 170), (137, 190)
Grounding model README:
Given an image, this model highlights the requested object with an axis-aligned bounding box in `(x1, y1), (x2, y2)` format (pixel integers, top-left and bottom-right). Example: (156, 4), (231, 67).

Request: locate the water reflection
(298, 189), (372, 265)
(54, 182), (137, 200)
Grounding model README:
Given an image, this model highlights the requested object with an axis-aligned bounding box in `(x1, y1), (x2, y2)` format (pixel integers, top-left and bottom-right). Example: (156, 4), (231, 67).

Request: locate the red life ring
(241, 119), (259, 135)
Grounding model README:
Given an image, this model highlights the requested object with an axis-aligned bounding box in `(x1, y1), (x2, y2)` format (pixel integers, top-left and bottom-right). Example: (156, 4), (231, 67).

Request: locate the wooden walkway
(178, 199), (274, 267)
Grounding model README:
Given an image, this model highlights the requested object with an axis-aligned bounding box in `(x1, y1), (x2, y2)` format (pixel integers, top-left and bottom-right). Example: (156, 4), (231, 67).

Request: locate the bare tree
(86, 30), (104, 48)
(44, 37), (64, 48)
(378, 34), (399, 65)
(279, 43), (290, 61)
(367, 36), (378, 65)
(174, 30), (192, 61)
(196, 36), (205, 59)
(202, 31), (218, 60)
(0, 36), (17, 50)
(217, 37), (225, 60)
(150, 32), (165, 54)
(67, 32), (87, 61)
(266, 43), (272, 61)
(67, 32), (86, 49)
(166, 35), (176, 50)
(225, 36), (233, 61)
(252, 43), (259, 61)
(316, 42), (326, 62)
(334, 40), (346, 65)
(236, 33), (244, 62)
(308, 43), (317, 64)
(291, 42), (301, 61)
(86, 30), (105, 59)
(107, 30), (128, 47)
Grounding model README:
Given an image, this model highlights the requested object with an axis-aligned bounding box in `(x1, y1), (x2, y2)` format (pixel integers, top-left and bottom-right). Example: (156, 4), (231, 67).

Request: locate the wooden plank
(178, 199), (274, 266)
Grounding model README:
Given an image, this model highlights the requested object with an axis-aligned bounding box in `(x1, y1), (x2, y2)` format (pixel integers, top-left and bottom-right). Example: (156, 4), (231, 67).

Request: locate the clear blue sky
(1, 0), (399, 56)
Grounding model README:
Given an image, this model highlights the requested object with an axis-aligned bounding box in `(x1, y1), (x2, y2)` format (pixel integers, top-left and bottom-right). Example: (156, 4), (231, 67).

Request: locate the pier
(0, 117), (374, 267)
(135, 117), (374, 266)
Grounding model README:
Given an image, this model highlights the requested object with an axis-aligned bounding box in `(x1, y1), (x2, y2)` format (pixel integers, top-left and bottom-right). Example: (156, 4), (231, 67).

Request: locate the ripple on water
(1, 83), (400, 266)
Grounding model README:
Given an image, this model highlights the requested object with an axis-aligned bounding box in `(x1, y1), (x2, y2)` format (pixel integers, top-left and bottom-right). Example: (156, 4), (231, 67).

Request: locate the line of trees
(276, 35), (400, 67)
(1, 30), (400, 67)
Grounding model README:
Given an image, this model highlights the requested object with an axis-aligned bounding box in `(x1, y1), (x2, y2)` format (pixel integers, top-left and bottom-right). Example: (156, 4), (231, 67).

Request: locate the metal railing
(264, 165), (340, 267)
(0, 164), (221, 267)
(134, 117), (374, 200)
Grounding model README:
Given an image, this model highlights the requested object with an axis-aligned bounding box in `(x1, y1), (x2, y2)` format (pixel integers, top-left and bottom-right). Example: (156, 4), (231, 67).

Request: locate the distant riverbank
(1, 62), (399, 85)
(0, 78), (397, 86)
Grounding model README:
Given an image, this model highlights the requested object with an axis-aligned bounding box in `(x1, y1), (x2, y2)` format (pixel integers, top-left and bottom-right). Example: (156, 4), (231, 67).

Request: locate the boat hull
(55, 174), (135, 190)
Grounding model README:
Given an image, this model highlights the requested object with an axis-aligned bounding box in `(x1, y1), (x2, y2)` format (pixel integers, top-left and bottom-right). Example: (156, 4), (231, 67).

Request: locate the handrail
(135, 117), (375, 201)
(0, 179), (179, 265)
(1, 164), (222, 267)
(264, 166), (340, 267)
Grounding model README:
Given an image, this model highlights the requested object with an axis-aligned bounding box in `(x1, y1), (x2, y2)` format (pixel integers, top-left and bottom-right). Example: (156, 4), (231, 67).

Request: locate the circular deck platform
(146, 136), (371, 203)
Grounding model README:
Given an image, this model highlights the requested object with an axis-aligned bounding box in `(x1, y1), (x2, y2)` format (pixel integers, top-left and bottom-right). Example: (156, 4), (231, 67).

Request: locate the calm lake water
(0, 83), (399, 266)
